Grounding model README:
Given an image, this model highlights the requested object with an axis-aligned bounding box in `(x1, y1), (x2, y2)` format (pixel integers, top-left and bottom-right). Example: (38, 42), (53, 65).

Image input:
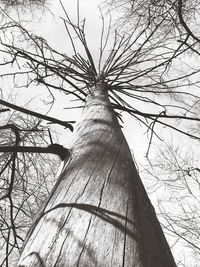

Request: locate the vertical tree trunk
(17, 82), (177, 266)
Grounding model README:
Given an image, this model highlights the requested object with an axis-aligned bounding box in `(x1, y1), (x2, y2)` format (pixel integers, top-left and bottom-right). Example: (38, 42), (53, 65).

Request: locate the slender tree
(1, 2), (200, 266)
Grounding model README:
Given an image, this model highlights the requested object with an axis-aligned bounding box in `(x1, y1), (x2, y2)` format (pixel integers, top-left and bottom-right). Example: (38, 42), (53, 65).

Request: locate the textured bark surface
(17, 83), (177, 266)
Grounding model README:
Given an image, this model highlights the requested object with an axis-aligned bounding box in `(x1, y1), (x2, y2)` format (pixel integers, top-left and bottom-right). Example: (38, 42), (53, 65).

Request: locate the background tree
(0, 0), (48, 18)
(0, 98), (64, 266)
(106, 0), (200, 39)
(0, 0), (200, 266)
(142, 139), (200, 266)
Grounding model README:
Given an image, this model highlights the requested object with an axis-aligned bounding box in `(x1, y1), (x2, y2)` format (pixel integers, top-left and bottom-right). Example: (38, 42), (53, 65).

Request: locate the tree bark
(17, 82), (177, 266)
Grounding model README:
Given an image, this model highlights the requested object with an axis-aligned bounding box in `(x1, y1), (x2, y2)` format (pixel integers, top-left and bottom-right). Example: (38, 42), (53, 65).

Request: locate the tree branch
(0, 144), (70, 161)
(113, 104), (200, 122)
(0, 108), (9, 113)
(178, 0), (200, 42)
(0, 99), (74, 131)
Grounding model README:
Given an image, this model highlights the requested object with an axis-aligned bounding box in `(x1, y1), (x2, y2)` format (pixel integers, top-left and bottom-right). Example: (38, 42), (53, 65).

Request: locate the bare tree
(0, 0), (47, 14)
(142, 138), (200, 266)
(106, 0), (200, 37)
(0, 102), (66, 266)
(0, 1), (200, 266)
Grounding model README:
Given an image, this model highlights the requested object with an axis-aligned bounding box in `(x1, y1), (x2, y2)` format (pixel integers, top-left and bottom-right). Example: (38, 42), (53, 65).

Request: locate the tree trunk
(17, 82), (177, 266)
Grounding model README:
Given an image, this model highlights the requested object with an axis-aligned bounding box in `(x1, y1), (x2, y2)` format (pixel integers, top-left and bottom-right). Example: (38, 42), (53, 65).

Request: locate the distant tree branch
(113, 104), (200, 141)
(113, 104), (200, 122)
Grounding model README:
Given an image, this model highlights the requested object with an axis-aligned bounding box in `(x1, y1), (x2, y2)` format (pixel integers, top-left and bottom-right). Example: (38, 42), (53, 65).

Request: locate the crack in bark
(122, 188), (130, 267)
(111, 225), (118, 266)
(52, 229), (72, 267)
(76, 214), (94, 267)
(97, 135), (124, 208)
